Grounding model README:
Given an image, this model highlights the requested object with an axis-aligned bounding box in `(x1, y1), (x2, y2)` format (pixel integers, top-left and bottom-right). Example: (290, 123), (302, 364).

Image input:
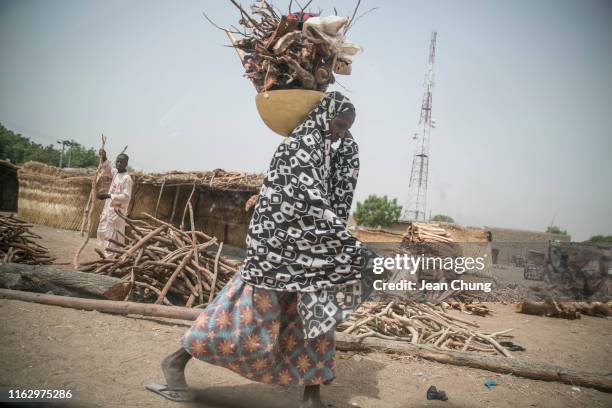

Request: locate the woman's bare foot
(161, 348), (192, 389)
(300, 385), (327, 408)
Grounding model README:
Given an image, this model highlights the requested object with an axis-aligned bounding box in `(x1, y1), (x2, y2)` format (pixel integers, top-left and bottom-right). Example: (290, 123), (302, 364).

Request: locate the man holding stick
(96, 148), (133, 257)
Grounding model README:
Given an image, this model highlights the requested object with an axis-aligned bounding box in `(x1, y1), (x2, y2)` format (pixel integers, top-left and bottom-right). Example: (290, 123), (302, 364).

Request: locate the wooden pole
(155, 248), (194, 304)
(180, 181), (197, 230)
(73, 134), (107, 268)
(79, 194), (92, 235)
(170, 186), (180, 225)
(154, 177), (166, 218)
(208, 242), (223, 303)
(0, 288), (201, 321)
(335, 332), (612, 393)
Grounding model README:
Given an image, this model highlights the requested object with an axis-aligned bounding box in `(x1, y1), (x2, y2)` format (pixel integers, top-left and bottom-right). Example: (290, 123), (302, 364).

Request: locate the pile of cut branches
(212, 0), (366, 92)
(338, 301), (514, 357)
(78, 210), (238, 307)
(1, 214), (55, 265)
(403, 222), (453, 244)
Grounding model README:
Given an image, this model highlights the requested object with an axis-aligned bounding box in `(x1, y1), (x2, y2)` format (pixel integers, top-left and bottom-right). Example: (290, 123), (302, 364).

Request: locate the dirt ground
(1, 221), (611, 407)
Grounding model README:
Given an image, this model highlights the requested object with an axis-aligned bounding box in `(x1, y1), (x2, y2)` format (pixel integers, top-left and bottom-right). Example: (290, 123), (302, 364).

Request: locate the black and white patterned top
(241, 91), (366, 293)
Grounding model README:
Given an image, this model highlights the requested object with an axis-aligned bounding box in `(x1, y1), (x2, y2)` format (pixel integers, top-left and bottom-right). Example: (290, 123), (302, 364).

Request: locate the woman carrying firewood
(146, 92), (379, 407)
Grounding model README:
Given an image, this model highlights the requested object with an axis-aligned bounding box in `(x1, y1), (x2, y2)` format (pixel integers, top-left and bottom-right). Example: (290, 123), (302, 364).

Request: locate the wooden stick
(73, 134), (107, 268)
(0, 288), (200, 321)
(335, 332), (612, 393)
(180, 182), (197, 230)
(125, 248), (143, 301)
(156, 248), (194, 304)
(134, 282), (172, 306)
(169, 186), (180, 224)
(208, 242), (223, 303)
(154, 177), (166, 218)
(119, 225), (167, 261)
(79, 194), (93, 236)
(187, 202), (203, 305)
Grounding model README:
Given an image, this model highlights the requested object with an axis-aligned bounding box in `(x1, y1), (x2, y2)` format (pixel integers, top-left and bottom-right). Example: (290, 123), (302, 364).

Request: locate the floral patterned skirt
(181, 273), (336, 386)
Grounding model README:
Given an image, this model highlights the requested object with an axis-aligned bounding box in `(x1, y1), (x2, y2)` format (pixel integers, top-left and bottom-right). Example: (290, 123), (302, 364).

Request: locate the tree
(588, 235), (612, 243)
(431, 214), (454, 223)
(0, 123), (96, 168)
(546, 226), (567, 235)
(66, 143), (98, 167)
(353, 195), (402, 228)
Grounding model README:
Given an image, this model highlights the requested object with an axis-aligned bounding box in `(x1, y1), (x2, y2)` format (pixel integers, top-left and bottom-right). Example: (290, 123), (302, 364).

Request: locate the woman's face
(329, 109), (356, 141)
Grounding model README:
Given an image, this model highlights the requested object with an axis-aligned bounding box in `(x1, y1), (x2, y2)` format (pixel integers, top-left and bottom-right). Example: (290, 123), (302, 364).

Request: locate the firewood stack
(0, 214), (55, 265)
(402, 222), (453, 244)
(338, 301), (514, 356)
(78, 211), (239, 308)
(218, 0), (364, 92)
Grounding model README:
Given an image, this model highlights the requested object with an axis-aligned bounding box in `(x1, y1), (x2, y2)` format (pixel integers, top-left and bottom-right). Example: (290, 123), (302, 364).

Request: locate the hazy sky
(1, 0), (611, 240)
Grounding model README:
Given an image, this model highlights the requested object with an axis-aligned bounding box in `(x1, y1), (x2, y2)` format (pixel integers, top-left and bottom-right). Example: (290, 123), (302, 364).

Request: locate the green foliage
(65, 143), (98, 167)
(431, 214), (455, 223)
(0, 123), (97, 167)
(354, 195), (402, 228)
(546, 225), (567, 235)
(588, 235), (612, 243)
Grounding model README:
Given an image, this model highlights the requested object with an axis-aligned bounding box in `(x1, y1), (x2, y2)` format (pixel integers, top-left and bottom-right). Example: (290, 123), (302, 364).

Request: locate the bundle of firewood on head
(78, 210), (239, 308)
(338, 300), (515, 357)
(1, 214), (55, 265)
(214, 0), (365, 92)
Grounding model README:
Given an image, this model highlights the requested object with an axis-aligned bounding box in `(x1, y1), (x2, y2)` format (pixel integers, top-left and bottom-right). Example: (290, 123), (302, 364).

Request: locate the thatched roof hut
(0, 160), (19, 212)
(17, 161), (264, 248)
(128, 170), (264, 247)
(17, 162), (108, 231)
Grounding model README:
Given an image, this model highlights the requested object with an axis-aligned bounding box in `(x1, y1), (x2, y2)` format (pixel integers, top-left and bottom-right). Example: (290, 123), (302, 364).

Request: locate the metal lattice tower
(401, 31), (437, 222)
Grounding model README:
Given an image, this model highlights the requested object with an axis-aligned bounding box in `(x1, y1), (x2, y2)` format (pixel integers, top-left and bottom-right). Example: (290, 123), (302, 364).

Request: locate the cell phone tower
(401, 31), (437, 222)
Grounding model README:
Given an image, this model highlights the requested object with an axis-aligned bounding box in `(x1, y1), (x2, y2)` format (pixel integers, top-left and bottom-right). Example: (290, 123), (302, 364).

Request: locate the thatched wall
(17, 162), (263, 247)
(129, 181), (259, 248)
(0, 160), (19, 212)
(17, 162), (108, 233)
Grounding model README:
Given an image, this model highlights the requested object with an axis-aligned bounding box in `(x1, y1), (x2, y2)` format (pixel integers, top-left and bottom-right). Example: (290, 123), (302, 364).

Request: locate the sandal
(144, 383), (192, 402)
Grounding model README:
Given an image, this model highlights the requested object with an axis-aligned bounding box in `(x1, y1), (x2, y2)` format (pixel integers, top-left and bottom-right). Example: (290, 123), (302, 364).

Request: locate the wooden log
(518, 300), (580, 320)
(0, 263), (129, 300)
(335, 332), (612, 393)
(0, 288), (201, 321)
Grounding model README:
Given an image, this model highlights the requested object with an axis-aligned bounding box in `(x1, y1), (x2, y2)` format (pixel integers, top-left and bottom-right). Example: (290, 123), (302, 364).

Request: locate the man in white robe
(96, 149), (133, 257)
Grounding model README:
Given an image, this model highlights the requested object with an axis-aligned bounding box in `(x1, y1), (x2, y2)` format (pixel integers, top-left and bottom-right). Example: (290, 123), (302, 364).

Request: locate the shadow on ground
(179, 358), (387, 408)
